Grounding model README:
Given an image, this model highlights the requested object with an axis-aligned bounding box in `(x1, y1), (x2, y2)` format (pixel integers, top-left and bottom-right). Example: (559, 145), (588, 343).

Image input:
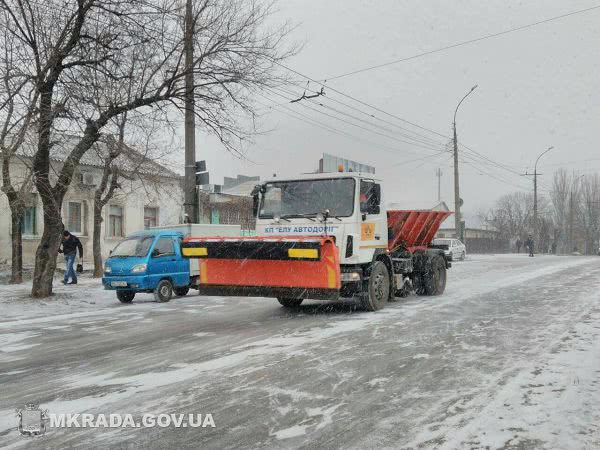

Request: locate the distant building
(198, 174), (259, 230)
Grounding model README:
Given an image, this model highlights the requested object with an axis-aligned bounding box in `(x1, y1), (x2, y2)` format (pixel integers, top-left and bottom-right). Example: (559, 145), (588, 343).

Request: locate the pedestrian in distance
(516, 238), (522, 254)
(525, 234), (534, 257)
(58, 230), (83, 284)
(551, 241), (557, 254)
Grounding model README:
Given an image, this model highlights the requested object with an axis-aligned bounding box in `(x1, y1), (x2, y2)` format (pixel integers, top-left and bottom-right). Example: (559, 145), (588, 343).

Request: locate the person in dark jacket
(525, 234), (534, 257)
(58, 230), (83, 284)
(516, 238), (522, 253)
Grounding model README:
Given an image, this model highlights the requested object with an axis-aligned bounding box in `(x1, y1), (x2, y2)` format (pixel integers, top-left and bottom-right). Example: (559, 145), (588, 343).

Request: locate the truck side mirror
(252, 193), (259, 217)
(372, 183), (381, 206)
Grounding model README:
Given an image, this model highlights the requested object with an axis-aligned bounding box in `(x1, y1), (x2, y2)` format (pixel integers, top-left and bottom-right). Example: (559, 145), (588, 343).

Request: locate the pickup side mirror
(151, 248), (160, 258)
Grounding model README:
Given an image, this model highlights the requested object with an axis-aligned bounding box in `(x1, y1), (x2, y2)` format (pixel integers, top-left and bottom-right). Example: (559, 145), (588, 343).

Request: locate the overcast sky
(192, 0), (600, 225)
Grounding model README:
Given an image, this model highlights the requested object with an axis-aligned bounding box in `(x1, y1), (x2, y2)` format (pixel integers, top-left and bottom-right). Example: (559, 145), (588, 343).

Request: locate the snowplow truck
(181, 172), (452, 311)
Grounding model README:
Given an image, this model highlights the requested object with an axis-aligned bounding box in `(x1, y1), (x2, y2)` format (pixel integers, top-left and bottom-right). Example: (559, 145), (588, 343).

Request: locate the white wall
(0, 160), (183, 266)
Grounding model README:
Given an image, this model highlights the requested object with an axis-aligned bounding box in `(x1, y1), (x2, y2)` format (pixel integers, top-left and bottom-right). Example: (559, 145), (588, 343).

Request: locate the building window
(21, 205), (37, 235)
(67, 201), (83, 234)
(108, 205), (124, 237)
(144, 207), (158, 229)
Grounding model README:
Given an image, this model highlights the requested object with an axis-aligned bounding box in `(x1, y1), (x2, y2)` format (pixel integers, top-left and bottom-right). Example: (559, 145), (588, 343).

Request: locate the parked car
(432, 238), (467, 261)
(102, 224), (241, 303)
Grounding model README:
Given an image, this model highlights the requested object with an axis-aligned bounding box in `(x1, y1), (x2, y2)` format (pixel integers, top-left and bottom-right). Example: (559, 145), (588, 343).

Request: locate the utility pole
(183, 0), (197, 223)
(523, 146), (553, 243)
(452, 85), (478, 240)
(436, 168), (443, 203)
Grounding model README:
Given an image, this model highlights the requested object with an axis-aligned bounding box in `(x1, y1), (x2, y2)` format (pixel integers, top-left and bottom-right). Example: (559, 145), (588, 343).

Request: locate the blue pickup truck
(102, 225), (241, 303)
(102, 229), (193, 303)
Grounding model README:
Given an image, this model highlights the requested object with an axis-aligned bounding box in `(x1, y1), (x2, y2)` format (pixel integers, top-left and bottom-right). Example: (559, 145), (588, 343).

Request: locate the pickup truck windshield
(110, 235), (154, 257)
(259, 178), (355, 218)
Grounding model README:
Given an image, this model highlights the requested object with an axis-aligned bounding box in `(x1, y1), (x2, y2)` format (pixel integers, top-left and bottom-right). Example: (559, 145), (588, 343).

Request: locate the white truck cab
(253, 172), (387, 266)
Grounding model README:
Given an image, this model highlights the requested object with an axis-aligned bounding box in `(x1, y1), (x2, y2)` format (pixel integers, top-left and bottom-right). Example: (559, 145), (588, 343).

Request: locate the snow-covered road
(1, 254), (600, 449)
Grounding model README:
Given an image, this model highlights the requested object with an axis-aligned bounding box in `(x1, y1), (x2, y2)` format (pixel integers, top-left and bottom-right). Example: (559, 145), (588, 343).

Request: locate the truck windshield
(259, 178), (355, 219)
(110, 235), (154, 257)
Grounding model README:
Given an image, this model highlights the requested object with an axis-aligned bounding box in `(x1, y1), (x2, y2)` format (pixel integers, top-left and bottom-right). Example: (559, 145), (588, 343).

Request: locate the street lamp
(453, 84), (478, 240)
(533, 146), (553, 241)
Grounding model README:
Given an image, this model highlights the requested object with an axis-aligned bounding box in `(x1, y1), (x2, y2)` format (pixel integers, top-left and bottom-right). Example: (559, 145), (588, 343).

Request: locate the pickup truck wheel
(174, 286), (190, 297)
(459, 251), (466, 261)
(277, 298), (304, 308)
(360, 261), (389, 311)
(154, 279), (173, 302)
(117, 291), (135, 303)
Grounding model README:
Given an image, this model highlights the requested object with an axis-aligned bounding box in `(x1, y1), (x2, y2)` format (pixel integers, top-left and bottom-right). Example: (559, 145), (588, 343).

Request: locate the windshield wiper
(280, 214), (316, 222)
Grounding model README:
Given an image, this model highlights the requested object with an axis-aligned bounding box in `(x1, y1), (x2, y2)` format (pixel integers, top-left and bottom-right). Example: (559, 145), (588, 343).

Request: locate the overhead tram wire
(324, 4), (600, 81)
(276, 68), (526, 178)
(262, 86), (446, 154)
(270, 84), (448, 149)
(253, 95), (448, 160)
(279, 80), (449, 147)
(271, 60), (452, 141)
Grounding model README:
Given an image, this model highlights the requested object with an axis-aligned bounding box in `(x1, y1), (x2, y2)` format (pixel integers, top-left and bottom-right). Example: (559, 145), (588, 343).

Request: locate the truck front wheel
(117, 291), (135, 303)
(277, 298), (304, 308)
(360, 261), (390, 311)
(154, 279), (173, 302)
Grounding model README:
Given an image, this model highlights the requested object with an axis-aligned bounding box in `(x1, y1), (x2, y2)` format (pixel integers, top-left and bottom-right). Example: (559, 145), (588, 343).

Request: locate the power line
(254, 95), (442, 159)
(263, 86), (445, 154)
(325, 4), (600, 81)
(277, 68), (526, 180)
(272, 60), (452, 141)
(270, 84), (447, 150)
(280, 81), (448, 147)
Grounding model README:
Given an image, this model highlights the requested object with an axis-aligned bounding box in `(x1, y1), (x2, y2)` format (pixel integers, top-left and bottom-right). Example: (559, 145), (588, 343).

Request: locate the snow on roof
(221, 180), (258, 197)
(263, 171), (382, 184)
(17, 133), (181, 179)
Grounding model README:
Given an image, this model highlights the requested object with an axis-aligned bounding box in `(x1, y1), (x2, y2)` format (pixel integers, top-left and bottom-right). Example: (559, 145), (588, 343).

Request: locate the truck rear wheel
(277, 298), (304, 308)
(174, 286), (190, 297)
(154, 279), (173, 302)
(117, 291), (135, 303)
(416, 255), (446, 296)
(360, 261), (390, 311)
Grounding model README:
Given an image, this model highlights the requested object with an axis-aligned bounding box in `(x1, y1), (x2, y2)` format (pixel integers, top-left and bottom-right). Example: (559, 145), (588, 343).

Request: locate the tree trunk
(31, 202), (63, 298)
(93, 201), (103, 277)
(9, 206), (23, 284)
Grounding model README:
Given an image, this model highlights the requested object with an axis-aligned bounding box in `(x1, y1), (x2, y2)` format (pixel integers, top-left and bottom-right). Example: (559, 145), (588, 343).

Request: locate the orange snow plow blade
(181, 236), (341, 299)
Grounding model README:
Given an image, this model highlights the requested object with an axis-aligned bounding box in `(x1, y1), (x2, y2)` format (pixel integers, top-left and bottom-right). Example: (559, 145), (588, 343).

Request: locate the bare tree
(485, 192), (534, 240)
(0, 25), (37, 283)
(579, 174), (600, 254)
(550, 169), (570, 253)
(0, 0), (293, 297)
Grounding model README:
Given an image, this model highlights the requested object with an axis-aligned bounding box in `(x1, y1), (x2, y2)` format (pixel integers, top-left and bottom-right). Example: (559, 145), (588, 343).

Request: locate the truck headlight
(341, 271), (361, 282)
(131, 264), (147, 273)
(104, 264), (111, 273)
